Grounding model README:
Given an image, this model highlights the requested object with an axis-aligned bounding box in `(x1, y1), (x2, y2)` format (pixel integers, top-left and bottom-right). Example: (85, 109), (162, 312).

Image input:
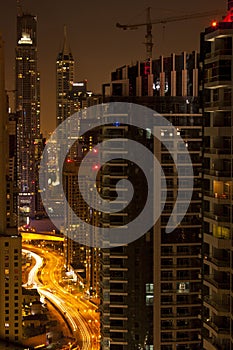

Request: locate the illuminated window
(146, 295), (154, 305)
(176, 282), (190, 293)
(213, 225), (230, 239)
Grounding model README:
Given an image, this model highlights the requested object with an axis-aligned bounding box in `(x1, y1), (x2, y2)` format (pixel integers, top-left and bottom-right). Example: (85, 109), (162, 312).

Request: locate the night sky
(0, 0), (226, 134)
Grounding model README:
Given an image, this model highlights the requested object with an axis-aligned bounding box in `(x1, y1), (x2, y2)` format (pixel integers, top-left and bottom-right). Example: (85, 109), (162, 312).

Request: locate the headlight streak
(23, 247), (94, 350)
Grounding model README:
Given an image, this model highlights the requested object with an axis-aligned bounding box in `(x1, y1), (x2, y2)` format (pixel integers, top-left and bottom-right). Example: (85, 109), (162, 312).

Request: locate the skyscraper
(100, 52), (202, 349)
(56, 26), (74, 126)
(201, 1), (233, 349)
(0, 32), (22, 344)
(15, 10), (41, 216)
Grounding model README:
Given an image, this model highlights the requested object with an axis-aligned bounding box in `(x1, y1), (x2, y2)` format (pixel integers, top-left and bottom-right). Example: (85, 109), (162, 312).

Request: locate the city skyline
(0, 0), (225, 134)
(0, 1), (233, 349)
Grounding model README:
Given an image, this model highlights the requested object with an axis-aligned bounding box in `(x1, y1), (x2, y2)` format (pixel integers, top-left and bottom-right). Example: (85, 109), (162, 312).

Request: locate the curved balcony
(204, 319), (230, 338)
(204, 211), (231, 224)
(203, 296), (230, 316)
(203, 254), (230, 271)
(203, 274), (230, 291)
(203, 336), (230, 350)
(203, 169), (232, 178)
(204, 148), (231, 156)
(204, 191), (232, 203)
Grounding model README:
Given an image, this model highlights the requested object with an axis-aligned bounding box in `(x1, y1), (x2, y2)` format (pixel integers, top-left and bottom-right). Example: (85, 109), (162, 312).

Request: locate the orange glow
(211, 20), (218, 27)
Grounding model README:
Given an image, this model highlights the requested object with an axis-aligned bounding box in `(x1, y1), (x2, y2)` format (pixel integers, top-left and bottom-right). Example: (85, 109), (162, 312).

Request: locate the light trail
(23, 246), (96, 350)
(39, 289), (78, 332)
(22, 249), (43, 287)
(23, 249), (77, 334)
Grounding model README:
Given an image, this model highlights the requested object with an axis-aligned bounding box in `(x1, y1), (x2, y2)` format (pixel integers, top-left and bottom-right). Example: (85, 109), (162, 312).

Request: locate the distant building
(201, 1), (233, 349)
(68, 80), (103, 114)
(56, 26), (74, 126)
(62, 158), (100, 295)
(56, 28), (102, 126)
(0, 33), (22, 344)
(15, 11), (41, 216)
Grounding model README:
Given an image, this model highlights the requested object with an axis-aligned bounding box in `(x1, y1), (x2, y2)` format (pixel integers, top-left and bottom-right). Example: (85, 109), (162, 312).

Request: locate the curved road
(23, 245), (100, 350)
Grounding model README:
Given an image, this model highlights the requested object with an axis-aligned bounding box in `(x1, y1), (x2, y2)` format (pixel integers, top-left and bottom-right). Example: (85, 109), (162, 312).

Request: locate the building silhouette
(56, 26), (74, 126)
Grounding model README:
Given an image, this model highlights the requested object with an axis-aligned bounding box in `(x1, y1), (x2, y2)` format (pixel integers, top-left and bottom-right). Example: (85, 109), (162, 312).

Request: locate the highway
(23, 245), (100, 350)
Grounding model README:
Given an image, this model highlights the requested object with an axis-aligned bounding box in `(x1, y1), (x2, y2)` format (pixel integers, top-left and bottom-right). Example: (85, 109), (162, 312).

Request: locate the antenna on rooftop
(16, 0), (23, 16)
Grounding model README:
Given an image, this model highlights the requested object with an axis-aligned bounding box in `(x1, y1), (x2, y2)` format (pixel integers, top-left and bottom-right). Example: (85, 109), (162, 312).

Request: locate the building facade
(100, 51), (202, 350)
(63, 156), (100, 296)
(201, 1), (233, 349)
(0, 33), (22, 344)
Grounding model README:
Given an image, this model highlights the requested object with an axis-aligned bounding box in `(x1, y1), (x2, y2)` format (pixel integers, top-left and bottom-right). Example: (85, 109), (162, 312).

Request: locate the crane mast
(116, 7), (223, 59)
(145, 7), (153, 58)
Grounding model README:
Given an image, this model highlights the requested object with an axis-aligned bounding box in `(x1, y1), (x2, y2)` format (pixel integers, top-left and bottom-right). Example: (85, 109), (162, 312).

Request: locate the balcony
(204, 232), (231, 249)
(204, 148), (231, 155)
(203, 254), (230, 270)
(204, 211), (230, 224)
(203, 337), (230, 350)
(100, 257), (110, 266)
(161, 262), (200, 269)
(204, 99), (232, 109)
(204, 319), (230, 337)
(205, 49), (232, 59)
(203, 296), (230, 315)
(161, 323), (200, 331)
(204, 169), (232, 178)
(204, 191), (232, 202)
(203, 275), (230, 291)
(161, 275), (199, 282)
(161, 251), (200, 257)
(161, 312), (199, 319)
(101, 280), (110, 289)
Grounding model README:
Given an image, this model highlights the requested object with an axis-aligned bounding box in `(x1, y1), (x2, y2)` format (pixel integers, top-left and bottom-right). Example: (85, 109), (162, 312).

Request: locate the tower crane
(116, 7), (223, 58)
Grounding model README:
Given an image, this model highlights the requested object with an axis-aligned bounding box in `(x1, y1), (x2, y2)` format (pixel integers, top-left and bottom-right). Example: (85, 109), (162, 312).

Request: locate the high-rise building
(201, 1), (233, 349)
(68, 80), (103, 114)
(8, 112), (19, 228)
(100, 52), (202, 350)
(56, 26), (74, 126)
(99, 121), (153, 349)
(0, 33), (22, 344)
(63, 158), (100, 295)
(15, 11), (41, 216)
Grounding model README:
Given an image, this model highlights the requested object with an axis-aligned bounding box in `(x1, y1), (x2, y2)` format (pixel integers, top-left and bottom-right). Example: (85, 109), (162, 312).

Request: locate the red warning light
(92, 164), (99, 171)
(211, 20), (218, 27)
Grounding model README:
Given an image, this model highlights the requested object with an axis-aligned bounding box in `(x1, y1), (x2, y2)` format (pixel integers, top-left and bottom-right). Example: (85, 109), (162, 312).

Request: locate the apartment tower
(100, 52), (202, 350)
(201, 1), (233, 349)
